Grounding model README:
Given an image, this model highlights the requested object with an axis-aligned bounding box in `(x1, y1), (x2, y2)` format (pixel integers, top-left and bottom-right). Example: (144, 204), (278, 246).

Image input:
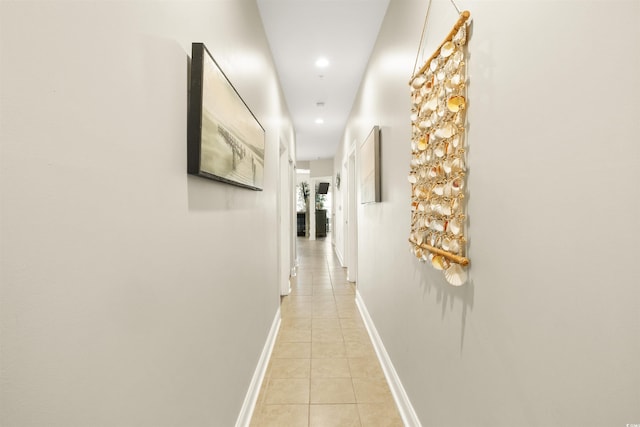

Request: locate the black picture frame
(188, 42), (265, 190)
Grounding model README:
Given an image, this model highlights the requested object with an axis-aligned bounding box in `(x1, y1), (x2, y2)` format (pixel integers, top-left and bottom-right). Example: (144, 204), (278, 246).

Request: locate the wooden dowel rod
(411, 10), (471, 81)
(409, 238), (470, 266)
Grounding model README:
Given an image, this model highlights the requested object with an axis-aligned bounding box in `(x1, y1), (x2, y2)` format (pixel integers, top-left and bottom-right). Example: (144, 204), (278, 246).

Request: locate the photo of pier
(196, 48), (265, 189)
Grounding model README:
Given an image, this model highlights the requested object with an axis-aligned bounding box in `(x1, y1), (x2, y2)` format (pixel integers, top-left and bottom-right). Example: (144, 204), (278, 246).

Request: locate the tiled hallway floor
(250, 237), (403, 427)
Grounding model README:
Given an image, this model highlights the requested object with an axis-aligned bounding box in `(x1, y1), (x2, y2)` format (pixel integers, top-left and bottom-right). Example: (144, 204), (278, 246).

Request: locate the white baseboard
(281, 284), (292, 296)
(355, 292), (422, 427)
(281, 266), (297, 296)
(334, 244), (344, 266)
(235, 308), (281, 427)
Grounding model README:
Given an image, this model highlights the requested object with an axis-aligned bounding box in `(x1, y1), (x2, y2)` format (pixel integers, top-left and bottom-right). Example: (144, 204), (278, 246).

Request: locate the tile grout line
(250, 238), (401, 426)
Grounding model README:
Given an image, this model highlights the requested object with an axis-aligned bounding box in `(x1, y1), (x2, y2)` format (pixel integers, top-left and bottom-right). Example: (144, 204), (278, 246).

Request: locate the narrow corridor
(250, 237), (403, 427)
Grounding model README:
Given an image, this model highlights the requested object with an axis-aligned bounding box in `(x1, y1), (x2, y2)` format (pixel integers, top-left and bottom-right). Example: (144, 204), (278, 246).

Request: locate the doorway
(346, 147), (358, 283)
(278, 141), (295, 296)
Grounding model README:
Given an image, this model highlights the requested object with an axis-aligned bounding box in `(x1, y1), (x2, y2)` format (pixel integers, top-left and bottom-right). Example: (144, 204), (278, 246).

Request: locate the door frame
(346, 144), (358, 283)
(278, 140), (294, 296)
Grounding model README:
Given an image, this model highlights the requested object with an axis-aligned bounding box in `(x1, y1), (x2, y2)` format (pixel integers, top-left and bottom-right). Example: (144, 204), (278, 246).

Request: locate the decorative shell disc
(444, 263), (467, 286)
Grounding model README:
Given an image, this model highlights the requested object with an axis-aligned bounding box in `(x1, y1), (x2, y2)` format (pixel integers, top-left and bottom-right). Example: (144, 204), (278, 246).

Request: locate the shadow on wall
(187, 174), (262, 212)
(417, 263), (475, 353)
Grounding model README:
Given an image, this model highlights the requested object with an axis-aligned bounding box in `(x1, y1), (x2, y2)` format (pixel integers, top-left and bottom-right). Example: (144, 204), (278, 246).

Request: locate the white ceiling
(257, 0), (390, 161)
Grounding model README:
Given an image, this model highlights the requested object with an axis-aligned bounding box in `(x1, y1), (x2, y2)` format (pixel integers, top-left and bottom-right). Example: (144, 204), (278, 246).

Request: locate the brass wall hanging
(408, 10), (471, 286)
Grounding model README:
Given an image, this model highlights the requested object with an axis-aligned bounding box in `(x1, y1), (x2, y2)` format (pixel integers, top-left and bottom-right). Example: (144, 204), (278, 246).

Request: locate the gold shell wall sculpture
(409, 11), (471, 286)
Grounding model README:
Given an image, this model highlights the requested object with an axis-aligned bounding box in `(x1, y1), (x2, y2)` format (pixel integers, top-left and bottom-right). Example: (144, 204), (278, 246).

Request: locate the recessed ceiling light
(315, 57), (330, 68)
(315, 118), (324, 124)
(316, 102), (325, 107)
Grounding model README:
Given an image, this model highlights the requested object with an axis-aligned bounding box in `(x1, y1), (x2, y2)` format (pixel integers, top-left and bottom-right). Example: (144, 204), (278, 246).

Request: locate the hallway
(250, 237), (403, 426)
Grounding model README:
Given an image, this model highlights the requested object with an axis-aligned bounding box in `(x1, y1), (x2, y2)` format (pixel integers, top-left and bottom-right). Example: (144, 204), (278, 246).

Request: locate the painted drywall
(0, 2), (293, 426)
(297, 160), (311, 171)
(335, 0), (640, 426)
(309, 158), (334, 178)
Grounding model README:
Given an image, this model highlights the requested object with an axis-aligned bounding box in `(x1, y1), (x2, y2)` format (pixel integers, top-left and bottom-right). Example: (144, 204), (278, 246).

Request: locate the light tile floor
(250, 237), (403, 427)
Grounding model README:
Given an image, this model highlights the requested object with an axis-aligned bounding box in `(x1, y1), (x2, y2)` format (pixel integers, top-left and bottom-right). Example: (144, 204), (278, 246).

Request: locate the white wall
(336, 0), (640, 426)
(0, 2), (293, 426)
(309, 158), (334, 178)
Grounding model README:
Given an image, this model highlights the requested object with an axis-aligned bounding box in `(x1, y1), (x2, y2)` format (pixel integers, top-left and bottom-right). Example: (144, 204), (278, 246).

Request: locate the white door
(278, 143), (291, 295)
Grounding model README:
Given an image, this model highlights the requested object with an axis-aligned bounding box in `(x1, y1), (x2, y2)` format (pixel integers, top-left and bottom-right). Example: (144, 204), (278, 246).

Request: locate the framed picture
(188, 42), (265, 190)
(359, 126), (381, 204)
